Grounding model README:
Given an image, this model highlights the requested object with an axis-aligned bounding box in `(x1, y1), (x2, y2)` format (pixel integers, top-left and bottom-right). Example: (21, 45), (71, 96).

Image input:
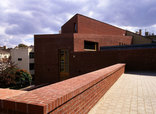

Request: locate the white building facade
(0, 49), (10, 62)
(10, 47), (34, 77)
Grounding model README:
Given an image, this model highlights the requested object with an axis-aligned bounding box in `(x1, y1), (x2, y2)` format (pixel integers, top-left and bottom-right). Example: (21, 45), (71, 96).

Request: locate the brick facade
(77, 14), (126, 35)
(61, 15), (78, 34)
(70, 48), (156, 78)
(74, 34), (132, 51)
(34, 34), (74, 85)
(35, 14), (152, 85)
(62, 14), (126, 36)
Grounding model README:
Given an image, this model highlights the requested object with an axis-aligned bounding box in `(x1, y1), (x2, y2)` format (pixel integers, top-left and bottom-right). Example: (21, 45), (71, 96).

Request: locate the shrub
(0, 67), (32, 89)
(0, 66), (17, 88)
(14, 69), (32, 88)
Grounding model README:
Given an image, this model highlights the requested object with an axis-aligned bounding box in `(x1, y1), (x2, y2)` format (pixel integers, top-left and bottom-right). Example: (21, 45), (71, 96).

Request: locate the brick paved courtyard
(89, 72), (156, 114)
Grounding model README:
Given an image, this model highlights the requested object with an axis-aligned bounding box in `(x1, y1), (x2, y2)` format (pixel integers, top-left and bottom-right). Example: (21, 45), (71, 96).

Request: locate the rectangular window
(59, 49), (69, 81)
(119, 42), (125, 46)
(29, 52), (34, 58)
(18, 58), (22, 61)
(59, 49), (69, 73)
(74, 23), (77, 33)
(29, 63), (34, 70)
(84, 41), (98, 51)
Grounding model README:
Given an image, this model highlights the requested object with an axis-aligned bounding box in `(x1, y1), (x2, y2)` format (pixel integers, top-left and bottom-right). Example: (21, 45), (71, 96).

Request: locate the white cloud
(0, 0), (11, 8)
(0, 26), (6, 34)
(0, 0), (156, 47)
(96, 0), (111, 8)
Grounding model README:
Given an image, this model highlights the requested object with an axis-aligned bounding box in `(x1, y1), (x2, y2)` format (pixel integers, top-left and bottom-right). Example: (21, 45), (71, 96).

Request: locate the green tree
(0, 66), (17, 88)
(0, 60), (32, 89)
(18, 44), (28, 48)
(14, 69), (32, 88)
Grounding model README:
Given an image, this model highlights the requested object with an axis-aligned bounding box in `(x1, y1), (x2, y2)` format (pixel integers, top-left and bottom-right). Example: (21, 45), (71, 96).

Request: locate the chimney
(136, 31), (139, 34)
(59, 30), (61, 34)
(145, 32), (149, 36)
(3, 46), (6, 49)
(139, 29), (142, 35)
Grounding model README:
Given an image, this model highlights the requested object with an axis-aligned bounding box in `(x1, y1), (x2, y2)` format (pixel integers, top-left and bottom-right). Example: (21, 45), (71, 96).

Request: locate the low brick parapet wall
(0, 89), (27, 113)
(0, 64), (125, 114)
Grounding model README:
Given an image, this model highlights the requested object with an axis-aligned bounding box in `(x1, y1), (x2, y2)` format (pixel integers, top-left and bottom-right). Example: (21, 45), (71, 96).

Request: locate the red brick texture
(62, 14), (126, 36)
(0, 89), (27, 114)
(34, 33), (131, 85)
(74, 33), (132, 51)
(77, 14), (126, 36)
(34, 34), (74, 85)
(34, 13), (151, 86)
(61, 15), (78, 34)
(70, 48), (156, 77)
(0, 64), (125, 114)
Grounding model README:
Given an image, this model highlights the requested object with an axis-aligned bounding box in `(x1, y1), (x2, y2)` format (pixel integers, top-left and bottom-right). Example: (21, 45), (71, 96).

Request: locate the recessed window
(29, 52), (34, 58)
(18, 58), (22, 61)
(84, 41), (98, 51)
(29, 63), (34, 70)
(119, 42), (126, 46)
(59, 49), (69, 73)
(74, 23), (77, 33)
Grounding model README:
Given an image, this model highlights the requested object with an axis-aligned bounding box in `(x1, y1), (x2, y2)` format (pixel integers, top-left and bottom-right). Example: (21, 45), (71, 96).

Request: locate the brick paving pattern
(89, 72), (156, 114)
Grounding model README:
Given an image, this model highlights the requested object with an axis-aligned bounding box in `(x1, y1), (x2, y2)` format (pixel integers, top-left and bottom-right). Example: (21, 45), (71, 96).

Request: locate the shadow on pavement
(125, 71), (156, 77)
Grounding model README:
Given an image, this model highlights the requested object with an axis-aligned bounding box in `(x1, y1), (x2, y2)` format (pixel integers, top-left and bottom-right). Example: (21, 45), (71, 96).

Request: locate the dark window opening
(29, 63), (34, 70)
(29, 52), (34, 58)
(31, 74), (35, 83)
(119, 42), (126, 46)
(74, 23), (77, 33)
(18, 58), (22, 61)
(84, 41), (98, 51)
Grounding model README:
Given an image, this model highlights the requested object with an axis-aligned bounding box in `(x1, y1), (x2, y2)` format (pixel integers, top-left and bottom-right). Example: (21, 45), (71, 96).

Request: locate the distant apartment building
(0, 49), (10, 63)
(10, 46), (34, 78)
(126, 30), (151, 44)
(145, 34), (156, 43)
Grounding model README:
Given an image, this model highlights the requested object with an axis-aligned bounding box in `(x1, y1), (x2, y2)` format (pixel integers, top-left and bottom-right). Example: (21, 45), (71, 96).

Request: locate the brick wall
(74, 33), (132, 51)
(61, 14), (126, 36)
(70, 48), (156, 78)
(0, 89), (27, 114)
(34, 33), (131, 85)
(70, 50), (119, 77)
(117, 48), (156, 71)
(34, 34), (74, 85)
(61, 15), (78, 33)
(0, 64), (125, 114)
(78, 14), (126, 36)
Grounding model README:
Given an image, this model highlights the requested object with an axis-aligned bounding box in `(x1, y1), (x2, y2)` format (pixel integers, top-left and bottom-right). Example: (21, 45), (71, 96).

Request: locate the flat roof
(89, 72), (156, 113)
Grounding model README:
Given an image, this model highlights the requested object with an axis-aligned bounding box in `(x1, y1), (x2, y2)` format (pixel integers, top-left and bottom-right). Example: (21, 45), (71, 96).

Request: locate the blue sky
(0, 0), (156, 47)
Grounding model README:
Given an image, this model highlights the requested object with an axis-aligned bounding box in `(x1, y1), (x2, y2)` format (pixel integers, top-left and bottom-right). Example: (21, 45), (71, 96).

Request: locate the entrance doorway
(59, 49), (69, 81)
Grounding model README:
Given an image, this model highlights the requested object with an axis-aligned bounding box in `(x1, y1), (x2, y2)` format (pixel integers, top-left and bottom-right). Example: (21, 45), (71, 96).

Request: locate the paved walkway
(89, 72), (156, 114)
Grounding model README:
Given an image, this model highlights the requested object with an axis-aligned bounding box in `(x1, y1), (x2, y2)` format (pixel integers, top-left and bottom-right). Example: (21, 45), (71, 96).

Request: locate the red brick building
(35, 14), (152, 85)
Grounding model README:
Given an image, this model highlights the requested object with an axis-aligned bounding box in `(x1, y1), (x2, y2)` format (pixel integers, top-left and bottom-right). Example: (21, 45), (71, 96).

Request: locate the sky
(0, 0), (156, 48)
